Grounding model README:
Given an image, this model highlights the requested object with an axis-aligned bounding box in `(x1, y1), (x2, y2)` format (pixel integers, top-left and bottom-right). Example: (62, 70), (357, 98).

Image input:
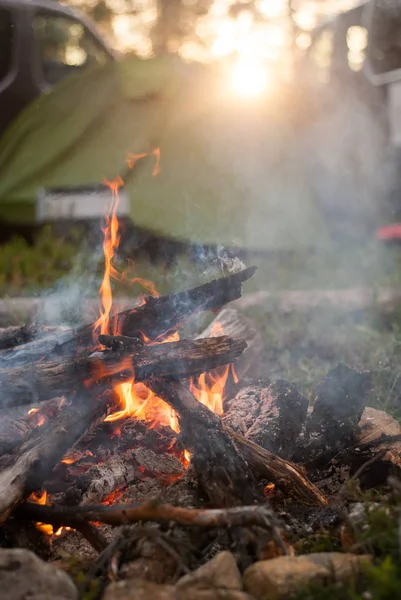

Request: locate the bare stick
(16, 501), (279, 531)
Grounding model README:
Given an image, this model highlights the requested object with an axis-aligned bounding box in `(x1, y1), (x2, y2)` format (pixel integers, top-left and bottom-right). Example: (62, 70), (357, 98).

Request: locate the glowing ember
(263, 483), (275, 499)
(61, 449), (94, 465)
(27, 407), (39, 415)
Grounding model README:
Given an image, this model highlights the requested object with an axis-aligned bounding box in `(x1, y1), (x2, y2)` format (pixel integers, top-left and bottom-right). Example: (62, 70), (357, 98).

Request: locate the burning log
(0, 336), (246, 409)
(61, 448), (185, 506)
(58, 266), (257, 354)
(148, 379), (326, 507)
(0, 387), (110, 524)
(149, 379), (263, 507)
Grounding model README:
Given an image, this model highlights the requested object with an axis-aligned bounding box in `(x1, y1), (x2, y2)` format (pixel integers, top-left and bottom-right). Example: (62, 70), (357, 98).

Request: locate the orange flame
(92, 152), (235, 473)
(28, 491), (72, 537)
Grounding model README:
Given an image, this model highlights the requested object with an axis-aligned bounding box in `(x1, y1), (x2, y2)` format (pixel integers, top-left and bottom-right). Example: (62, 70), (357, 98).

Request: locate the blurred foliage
(64, 0), (300, 57)
(0, 226), (85, 295)
(293, 494), (401, 600)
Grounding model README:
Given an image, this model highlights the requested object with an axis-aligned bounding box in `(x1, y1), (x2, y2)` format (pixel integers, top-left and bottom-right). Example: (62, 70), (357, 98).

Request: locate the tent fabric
(0, 55), (328, 251)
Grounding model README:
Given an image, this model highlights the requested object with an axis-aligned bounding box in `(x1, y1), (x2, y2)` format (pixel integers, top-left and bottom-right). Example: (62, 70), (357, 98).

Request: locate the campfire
(0, 173), (400, 599)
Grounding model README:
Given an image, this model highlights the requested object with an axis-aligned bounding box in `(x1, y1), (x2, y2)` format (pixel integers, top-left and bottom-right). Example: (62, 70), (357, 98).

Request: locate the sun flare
(230, 60), (270, 98)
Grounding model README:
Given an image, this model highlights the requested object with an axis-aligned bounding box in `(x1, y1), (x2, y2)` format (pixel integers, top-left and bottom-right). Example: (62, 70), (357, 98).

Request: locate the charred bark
(148, 379), (326, 507)
(0, 336), (246, 409)
(149, 379), (263, 507)
(223, 380), (309, 459)
(292, 364), (371, 467)
(0, 387), (110, 523)
(59, 266), (256, 354)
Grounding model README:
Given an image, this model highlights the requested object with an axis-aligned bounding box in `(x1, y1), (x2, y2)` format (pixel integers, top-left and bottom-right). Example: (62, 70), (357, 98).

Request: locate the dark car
(0, 0), (115, 137)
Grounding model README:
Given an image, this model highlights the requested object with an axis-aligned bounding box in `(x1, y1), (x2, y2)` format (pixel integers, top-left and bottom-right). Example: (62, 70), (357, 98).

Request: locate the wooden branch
(59, 266), (256, 354)
(16, 500), (279, 530)
(0, 387), (110, 523)
(149, 379), (263, 507)
(0, 336), (246, 410)
(149, 379), (327, 507)
(225, 428), (327, 506)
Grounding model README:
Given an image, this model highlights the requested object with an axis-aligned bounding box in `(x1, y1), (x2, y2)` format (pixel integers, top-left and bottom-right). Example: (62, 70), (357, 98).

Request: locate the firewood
(225, 428), (327, 506)
(58, 266), (257, 354)
(149, 379), (327, 507)
(60, 448), (184, 506)
(223, 380), (309, 459)
(291, 364), (371, 467)
(0, 398), (65, 455)
(0, 387), (110, 524)
(0, 326), (70, 355)
(16, 500), (281, 531)
(0, 336), (246, 409)
(148, 379), (263, 507)
(195, 307), (263, 384)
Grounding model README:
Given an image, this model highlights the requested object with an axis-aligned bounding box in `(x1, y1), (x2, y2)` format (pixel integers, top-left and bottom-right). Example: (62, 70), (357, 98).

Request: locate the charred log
(0, 398), (65, 455)
(148, 379), (326, 507)
(0, 387), (111, 523)
(60, 448), (185, 506)
(59, 266), (256, 354)
(292, 364), (371, 467)
(149, 379), (263, 507)
(225, 427), (327, 506)
(0, 336), (246, 409)
(223, 380), (308, 458)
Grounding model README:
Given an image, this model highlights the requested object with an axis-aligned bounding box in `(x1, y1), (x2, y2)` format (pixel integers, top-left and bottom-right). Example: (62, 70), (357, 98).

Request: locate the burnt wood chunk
(223, 380), (308, 458)
(292, 364), (371, 466)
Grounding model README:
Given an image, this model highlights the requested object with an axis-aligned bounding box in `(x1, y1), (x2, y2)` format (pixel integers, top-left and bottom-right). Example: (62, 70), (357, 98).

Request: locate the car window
(32, 12), (110, 86)
(367, 1), (401, 76)
(0, 7), (14, 82)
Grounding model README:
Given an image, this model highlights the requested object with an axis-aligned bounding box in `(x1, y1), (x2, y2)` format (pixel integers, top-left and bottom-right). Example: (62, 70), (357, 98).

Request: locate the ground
(3, 227), (401, 599)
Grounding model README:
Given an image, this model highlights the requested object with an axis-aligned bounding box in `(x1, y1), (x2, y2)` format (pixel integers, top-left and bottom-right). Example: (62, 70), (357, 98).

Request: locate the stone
(243, 553), (371, 600)
(176, 591), (253, 600)
(103, 580), (253, 600)
(176, 551), (242, 591)
(102, 580), (175, 600)
(358, 407), (401, 470)
(0, 548), (78, 600)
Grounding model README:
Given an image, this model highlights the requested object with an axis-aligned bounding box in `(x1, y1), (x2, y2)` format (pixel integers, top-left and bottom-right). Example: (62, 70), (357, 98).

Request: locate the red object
(376, 223), (401, 241)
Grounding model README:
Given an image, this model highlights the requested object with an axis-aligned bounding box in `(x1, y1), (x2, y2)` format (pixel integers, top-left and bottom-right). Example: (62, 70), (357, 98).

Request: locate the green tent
(0, 55), (328, 251)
